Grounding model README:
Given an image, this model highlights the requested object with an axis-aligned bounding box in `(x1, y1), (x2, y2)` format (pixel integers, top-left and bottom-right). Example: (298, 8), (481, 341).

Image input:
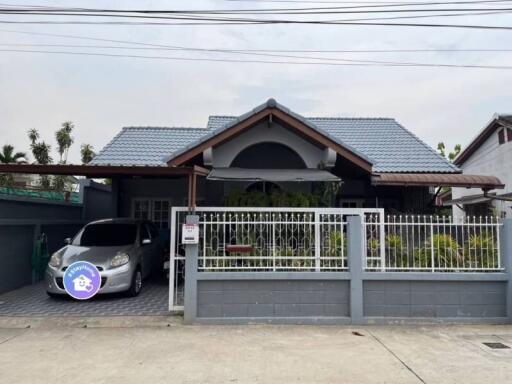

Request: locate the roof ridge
(392, 120), (460, 172)
(307, 117), (395, 120)
(209, 115), (395, 120)
(91, 127), (128, 163)
(123, 126), (207, 130)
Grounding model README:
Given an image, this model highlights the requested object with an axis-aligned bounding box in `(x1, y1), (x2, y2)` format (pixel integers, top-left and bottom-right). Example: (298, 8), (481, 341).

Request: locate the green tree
(55, 121), (74, 164)
(437, 142), (461, 162)
(0, 144), (26, 187)
(28, 129), (52, 189)
(80, 144), (95, 164)
(0, 145), (26, 164)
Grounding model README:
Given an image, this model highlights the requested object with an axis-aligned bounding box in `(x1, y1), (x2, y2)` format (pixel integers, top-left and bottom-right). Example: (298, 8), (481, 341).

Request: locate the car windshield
(74, 223), (137, 247)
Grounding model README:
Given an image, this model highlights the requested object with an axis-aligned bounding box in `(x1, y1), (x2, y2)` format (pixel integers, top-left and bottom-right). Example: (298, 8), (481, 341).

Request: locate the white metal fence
(168, 207), (383, 310)
(365, 215), (503, 272)
(169, 208), (504, 310)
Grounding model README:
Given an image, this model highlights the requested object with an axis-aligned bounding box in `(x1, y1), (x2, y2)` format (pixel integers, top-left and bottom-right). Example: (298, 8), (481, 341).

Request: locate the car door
(140, 224), (153, 278)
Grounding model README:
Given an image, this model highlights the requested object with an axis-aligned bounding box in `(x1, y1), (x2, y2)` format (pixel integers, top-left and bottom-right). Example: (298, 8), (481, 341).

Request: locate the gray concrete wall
(80, 180), (113, 220)
(197, 280), (350, 319)
(0, 197), (82, 220)
(364, 281), (507, 318)
(0, 220), (85, 294)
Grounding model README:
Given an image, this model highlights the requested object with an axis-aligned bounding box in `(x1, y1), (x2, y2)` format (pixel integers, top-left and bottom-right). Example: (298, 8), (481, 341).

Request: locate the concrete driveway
(0, 318), (511, 383)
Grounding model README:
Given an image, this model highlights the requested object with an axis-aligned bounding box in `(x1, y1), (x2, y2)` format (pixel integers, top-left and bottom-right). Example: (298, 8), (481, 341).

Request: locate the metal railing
(199, 209), (348, 272)
(365, 215), (503, 272)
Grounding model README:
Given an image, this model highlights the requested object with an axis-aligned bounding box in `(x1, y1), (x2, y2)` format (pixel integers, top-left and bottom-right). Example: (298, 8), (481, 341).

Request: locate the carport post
(501, 219), (512, 322)
(347, 215), (364, 325)
(184, 214), (200, 324)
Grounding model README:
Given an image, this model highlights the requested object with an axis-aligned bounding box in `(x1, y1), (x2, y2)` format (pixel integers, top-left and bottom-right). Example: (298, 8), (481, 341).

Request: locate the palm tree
(56, 121), (74, 163)
(80, 144), (95, 164)
(0, 145), (26, 164)
(28, 128), (39, 145)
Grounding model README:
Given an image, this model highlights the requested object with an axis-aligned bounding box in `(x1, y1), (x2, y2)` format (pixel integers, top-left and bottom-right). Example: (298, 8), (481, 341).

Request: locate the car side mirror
(142, 239), (152, 246)
(64, 238), (71, 245)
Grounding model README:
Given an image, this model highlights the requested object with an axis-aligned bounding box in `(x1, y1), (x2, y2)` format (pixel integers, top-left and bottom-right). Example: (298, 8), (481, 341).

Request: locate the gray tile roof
(92, 127), (209, 167)
(92, 100), (458, 173)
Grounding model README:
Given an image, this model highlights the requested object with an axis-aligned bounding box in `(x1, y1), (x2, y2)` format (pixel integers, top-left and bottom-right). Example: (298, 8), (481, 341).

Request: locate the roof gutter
(371, 173), (504, 189)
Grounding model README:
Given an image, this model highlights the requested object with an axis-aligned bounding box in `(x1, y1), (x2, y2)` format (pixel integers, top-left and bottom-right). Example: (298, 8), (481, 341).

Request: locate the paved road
(0, 318), (511, 383)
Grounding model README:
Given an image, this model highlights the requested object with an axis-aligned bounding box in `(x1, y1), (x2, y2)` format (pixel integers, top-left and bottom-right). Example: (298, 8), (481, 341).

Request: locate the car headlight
(49, 252), (62, 268)
(111, 252), (130, 267)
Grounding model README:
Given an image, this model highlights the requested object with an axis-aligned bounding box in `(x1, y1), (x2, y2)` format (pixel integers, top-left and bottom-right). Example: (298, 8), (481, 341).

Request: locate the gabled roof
(165, 99), (373, 172)
(91, 99), (459, 173)
(454, 113), (512, 166)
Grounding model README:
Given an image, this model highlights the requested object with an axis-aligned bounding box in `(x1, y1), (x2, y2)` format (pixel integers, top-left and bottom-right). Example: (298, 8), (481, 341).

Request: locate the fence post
(348, 215), (364, 325)
(32, 224), (41, 284)
(314, 211), (321, 272)
(501, 219), (512, 322)
(184, 214), (200, 324)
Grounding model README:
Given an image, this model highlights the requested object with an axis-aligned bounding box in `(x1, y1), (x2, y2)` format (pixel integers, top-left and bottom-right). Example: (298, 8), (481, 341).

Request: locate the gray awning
(207, 167), (341, 182)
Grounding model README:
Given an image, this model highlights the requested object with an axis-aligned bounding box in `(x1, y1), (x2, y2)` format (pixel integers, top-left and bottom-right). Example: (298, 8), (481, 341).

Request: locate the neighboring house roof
(91, 99), (458, 173)
(454, 113), (512, 166)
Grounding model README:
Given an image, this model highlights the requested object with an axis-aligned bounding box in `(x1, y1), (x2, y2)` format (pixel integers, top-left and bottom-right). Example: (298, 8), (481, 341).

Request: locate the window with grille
(132, 199), (171, 229)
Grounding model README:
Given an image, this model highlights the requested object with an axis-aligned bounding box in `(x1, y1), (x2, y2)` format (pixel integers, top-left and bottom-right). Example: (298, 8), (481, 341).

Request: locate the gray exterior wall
(364, 280), (507, 318)
(0, 220), (85, 294)
(0, 180), (111, 220)
(197, 279), (349, 320)
(0, 197), (82, 220)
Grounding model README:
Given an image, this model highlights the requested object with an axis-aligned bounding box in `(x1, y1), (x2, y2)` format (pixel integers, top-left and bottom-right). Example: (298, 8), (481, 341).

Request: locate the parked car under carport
(45, 218), (164, 297)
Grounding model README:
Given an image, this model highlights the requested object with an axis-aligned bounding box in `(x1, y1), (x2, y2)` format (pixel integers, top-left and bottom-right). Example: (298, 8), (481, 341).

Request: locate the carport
(0, 163), (207, 316)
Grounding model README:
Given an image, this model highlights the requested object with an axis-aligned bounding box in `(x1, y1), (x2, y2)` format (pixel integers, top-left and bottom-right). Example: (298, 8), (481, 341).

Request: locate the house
(0, 99), (509, 324)
(80, 99), (502, 225)
(447, 114), (512, 220)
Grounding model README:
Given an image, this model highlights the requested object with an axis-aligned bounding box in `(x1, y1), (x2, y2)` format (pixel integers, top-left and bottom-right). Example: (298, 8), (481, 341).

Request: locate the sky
(0, 0), (511, 164)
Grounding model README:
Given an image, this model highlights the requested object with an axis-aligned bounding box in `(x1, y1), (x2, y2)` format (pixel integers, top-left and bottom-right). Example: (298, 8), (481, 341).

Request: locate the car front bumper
(45, 263), (135, 295)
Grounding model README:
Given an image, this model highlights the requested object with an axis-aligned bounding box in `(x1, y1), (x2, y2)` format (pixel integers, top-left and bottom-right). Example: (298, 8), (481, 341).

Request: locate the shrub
(464, 235), (498, 269)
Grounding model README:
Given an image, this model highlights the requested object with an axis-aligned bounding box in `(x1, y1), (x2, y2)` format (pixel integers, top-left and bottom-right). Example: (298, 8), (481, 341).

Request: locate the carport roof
(0, 164), (209, 178)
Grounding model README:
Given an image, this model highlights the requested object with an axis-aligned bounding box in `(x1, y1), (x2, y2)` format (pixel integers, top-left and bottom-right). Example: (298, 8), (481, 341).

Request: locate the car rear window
(74, 224), (137, 246)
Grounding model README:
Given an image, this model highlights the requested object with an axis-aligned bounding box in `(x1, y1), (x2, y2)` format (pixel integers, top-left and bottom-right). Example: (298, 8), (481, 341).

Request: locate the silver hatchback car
(45, 218), (163, 297)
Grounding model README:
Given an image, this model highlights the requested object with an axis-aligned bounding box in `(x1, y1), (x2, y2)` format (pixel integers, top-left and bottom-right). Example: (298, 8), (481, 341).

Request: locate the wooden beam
(0, 164), (200, 177)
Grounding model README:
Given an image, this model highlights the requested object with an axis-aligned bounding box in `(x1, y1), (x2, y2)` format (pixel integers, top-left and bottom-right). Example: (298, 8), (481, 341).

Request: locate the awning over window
(207, 168), (341, 182)
(371, 173), (504, 189)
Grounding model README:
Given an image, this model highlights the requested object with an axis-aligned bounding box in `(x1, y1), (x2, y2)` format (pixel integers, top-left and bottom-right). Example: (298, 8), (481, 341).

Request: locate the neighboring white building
(450, 114), (512, 220)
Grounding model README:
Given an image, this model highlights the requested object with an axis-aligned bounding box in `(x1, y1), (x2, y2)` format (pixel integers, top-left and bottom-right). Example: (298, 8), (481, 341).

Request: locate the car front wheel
(127, 268), (142, 297)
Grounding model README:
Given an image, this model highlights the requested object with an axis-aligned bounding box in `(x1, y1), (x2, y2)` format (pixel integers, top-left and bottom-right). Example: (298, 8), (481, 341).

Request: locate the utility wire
(3, 0), (512, 13)
(1, 28), (510, 56)
(2, 17), (512, 31)
(1, 48), (512, 70)
(2, 42), (511, 53)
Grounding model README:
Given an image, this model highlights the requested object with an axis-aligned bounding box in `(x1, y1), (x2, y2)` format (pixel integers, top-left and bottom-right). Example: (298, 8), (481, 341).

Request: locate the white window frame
(131, 198), (173, 229)
(339, 199), (364, 208)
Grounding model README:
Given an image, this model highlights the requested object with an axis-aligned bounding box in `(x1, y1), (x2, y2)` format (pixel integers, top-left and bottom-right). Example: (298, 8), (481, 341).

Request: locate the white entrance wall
(210, 121), (326, 168)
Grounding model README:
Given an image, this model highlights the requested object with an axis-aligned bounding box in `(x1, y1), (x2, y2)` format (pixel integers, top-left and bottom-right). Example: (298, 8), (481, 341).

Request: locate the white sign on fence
(182, 223), (199, 244)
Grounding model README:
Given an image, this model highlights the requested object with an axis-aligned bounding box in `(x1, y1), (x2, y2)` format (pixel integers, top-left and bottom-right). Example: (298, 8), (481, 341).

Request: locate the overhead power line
(2, 42), (511, 53)
(3, 0), (512, 13)
(1, 48), (512, 70)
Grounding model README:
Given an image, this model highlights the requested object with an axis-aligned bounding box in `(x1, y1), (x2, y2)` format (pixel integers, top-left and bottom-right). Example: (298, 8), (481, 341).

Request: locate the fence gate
(168, 207), (384, 312)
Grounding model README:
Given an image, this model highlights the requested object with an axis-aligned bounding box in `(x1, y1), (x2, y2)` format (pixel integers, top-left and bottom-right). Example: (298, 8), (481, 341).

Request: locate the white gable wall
(211, 121), (325, 168)
(452, 128), (512, 220)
